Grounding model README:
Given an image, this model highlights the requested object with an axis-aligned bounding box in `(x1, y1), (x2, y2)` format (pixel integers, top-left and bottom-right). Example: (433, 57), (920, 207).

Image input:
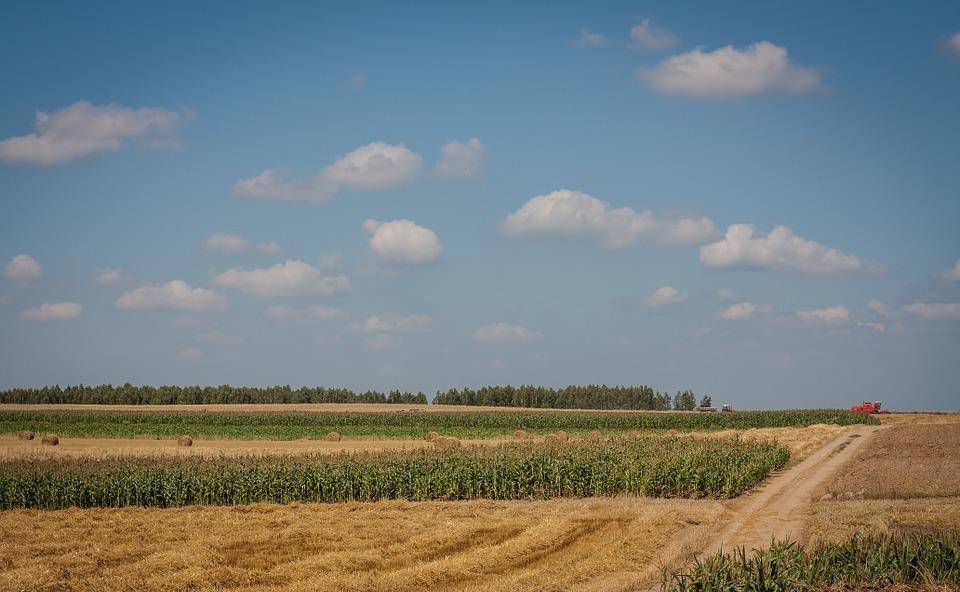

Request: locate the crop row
(0, 409), (878, 440)
(0, 437), (789, 509)
(662, 533), (960, 591)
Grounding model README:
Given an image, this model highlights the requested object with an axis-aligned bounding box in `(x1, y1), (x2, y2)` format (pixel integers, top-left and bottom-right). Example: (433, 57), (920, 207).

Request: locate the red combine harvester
(851, 400), (888, 414)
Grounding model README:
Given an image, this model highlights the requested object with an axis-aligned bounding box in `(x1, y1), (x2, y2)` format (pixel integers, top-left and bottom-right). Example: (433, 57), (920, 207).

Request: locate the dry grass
(879, 413), (960, 426)
(804, 497), (960, 546)
(688, 423), (854, 460)
(820, 424), (960, 500)
(0, 497), (727, 592)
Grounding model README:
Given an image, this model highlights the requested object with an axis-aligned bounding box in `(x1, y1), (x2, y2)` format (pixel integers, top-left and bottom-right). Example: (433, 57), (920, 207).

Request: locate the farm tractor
(851, 400), (888, 415)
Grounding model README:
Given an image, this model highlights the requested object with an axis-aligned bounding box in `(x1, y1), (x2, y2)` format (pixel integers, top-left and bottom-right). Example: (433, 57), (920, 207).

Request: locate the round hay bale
(555, 431), (569, 442)
(177, 435), (193, 447)
(544, 433), (560, 444)
(513, 429), (526, 440)
(434, 436), (461, 448)
(325, 431), (342, 442)
(425, 431), (440, 442)
(17, 430), (35, 441)
(40, 434), (59, 446)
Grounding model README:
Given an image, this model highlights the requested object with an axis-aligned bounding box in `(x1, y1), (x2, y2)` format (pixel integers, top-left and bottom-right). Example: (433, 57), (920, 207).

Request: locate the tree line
(433, 385), (703, 411)
(0, 384), (428, 405)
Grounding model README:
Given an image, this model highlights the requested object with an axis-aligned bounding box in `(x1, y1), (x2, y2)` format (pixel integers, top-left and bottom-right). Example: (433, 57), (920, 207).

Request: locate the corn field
(0, 436), (788, 509)
(0, 409), (878, 441)
(662, 533), (960, 591)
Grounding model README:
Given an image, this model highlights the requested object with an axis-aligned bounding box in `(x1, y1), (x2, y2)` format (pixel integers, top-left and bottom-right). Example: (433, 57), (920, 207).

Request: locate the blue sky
(2, 1), (959, 409)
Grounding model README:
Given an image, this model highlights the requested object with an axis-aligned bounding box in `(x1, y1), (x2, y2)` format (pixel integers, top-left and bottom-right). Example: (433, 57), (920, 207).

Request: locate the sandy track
(700, 424), (883, 554)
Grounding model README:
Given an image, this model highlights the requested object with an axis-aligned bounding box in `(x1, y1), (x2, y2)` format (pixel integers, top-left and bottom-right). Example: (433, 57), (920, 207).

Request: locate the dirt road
(701, 423), (883, 554)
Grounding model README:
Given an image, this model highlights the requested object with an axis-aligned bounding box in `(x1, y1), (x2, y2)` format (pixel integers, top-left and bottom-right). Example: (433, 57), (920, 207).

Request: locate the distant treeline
(432, 385), (701, 411)
(0, 384), (428, 405)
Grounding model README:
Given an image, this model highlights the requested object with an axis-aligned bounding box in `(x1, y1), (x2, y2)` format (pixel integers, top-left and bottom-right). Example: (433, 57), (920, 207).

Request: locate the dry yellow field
(0, 498), (727, 592)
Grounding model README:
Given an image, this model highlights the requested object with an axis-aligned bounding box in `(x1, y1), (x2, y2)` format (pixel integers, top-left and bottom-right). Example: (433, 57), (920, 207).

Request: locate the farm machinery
(851, 400), (888, 414)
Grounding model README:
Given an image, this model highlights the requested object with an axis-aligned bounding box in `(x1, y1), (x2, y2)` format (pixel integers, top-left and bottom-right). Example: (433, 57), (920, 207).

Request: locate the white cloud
(95, 267), (122, 284)
(434, 138), (486, 179)
(857, 321), (886, 332)
(232, 169), (338, 203)
(350, 314), (433, 333)
(638, 42), (823, 98)
(322, 142), (422, 190)
(716, 288), (736, 301)
(4, 254), (43, 280)
(116, 280), (227, 311)
(365, 333), (396, 350)
(202, 233), (250, 254)
(257, 242), (281, 255)
(176, 347), (204, 362)
(941, 32), (960, 59)
(500, 189), (716, 248)
(473, 322), (543, 344)
(234, 142), (421, 203)
(902, 302), (960, 320)
(795, 305), (850, 325)
(868, 299), (895, 317)
(363, 219), (443, 265)
(629, 19), (679, 50)
(266, 304), (347, 321)
(19, 301), (82, 321)
(700, 224), (885, 276)
(0, 101), (191, 165)
(194, 331), (242, 345)
(719, 301), (771, 321)
(573, 28), (609, 47)
(214, 259), (351, 298)
(940, 259), (960, 282)
(643, 286), (687, 307)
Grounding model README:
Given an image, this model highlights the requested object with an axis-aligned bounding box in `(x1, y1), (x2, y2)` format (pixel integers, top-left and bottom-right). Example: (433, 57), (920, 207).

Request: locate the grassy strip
(0, 437), (788, 509)
(662, 533), (960, 591)
(0, 409), (878, 441)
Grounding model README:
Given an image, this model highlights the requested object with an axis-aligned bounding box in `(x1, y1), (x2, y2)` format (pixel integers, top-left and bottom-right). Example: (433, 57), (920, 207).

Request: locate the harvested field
(879, 412), (960, 426)
(820, 424), (960, 500)
(804, 497), (960, 546)
(0, 497), (726, 592)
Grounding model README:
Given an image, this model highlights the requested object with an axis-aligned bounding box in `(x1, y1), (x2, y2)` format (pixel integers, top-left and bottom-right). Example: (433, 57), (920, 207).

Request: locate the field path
(700, 423), (884, 555)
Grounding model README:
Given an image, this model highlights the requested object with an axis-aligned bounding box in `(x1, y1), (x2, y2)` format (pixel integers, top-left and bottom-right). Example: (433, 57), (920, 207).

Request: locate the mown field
(0, 408), (877, 440)
(0, 436), (789, 509)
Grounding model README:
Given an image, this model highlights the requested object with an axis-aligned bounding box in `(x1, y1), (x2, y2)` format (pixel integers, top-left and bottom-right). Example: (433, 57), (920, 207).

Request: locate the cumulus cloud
(257, 242), (281, 255)
(0, 101), (191, 165)
(202, 233), (250, 254)
(266, 304), (347, 321)
(350, 314), (433, 333)
(719, 301), (771, 321)
(501, 189), (716, 248)
(941, 32), (960, 59)
(116, 280), (227, 311)
(19, 301), (82, 321)
(95, 267), (122, 284)
(362, 219), (442, 265)
(234, 142), (421, 203)
(214, 259), (351, 297)
(629, 19), (679, 50)
(795, 305), (850, 325)
(4, 254), (42, 280)
(473, 322), (543, 344)
(868, 299), (895, 317)
(700, 224), (885, 276)
(573, 28), (609, 47)
(940, 259), (960, 282)
(857, 321), (886, 332)
(638, 42), (823, 98)
(643, 286), (687, 307)
(902, 302), (960, 320)
(434, 138), (486, 179)
(365, 333), (396, 350)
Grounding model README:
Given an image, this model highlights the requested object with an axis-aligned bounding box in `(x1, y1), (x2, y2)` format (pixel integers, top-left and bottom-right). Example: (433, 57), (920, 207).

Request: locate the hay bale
(544, 433), (560, 444)
(40, 434), (59, 446)
(325, 431), (342, 442)
(17, 430), (35, 441)
(434, 436), (461, 448)
(513, 429), (526, 440)
(555, 431), (569, 442)
(177, 435), (193, 447)
(425, 431), (440, 442)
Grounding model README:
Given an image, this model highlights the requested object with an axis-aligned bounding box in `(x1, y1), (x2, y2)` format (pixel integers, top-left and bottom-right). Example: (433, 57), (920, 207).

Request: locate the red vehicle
(851, 400), (888, 414)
